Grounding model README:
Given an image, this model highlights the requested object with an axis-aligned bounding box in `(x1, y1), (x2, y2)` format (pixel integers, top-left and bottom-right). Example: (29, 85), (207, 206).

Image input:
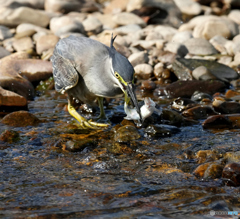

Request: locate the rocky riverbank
(1, 0), (240, 218)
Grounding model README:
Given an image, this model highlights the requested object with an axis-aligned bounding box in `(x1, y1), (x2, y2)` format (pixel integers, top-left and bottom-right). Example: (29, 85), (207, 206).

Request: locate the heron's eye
(115, 72), (120, 79)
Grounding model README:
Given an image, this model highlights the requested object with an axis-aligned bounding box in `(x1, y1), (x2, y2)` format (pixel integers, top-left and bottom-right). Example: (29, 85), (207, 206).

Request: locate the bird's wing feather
(51, 42), (79, 93)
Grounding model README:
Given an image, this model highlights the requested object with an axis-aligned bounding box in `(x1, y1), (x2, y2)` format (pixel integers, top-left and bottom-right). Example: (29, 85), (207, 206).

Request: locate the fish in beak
(126, 82), (142, 123)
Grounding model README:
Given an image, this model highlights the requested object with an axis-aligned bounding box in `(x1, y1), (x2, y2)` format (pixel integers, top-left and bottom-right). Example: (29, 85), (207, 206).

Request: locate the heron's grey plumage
(52, 36), (126, 104)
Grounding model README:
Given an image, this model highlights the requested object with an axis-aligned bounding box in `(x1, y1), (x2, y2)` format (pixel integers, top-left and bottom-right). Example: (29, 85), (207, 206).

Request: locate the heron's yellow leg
(98, 97), (107, 120)
(67, 99), (108, 129)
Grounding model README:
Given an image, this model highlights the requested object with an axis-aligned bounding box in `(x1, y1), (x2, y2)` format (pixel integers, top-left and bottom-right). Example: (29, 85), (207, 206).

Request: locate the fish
(124, 97), (162, 122)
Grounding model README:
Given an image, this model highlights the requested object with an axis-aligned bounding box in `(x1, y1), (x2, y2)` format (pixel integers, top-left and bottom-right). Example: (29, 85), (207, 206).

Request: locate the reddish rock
(222, 162), (240, 186)
(1, 111), (40, 127)
(0, 86), (27, 107)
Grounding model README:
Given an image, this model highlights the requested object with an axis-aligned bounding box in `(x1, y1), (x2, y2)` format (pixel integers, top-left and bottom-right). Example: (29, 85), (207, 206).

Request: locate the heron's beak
(126, 82), (142, 123)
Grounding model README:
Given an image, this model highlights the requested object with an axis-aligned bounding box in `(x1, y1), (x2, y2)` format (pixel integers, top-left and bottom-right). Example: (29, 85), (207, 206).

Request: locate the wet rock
(114, 125), (140, 142)
(145, 124), (180, 138)
(202, 115), (233, 129)
(225, 90), (240, 100)
(82, 16), (103, 35)
(63, 139), (94, 152)
(12, 37), (34, 53)
(196, 150), (220, 164)
(203, 161), (224, 179)
(36, 34), (59, 55)
(165, 80), (226, 98)
(140, 81), (156, 91)
(222, 162), (240, 186)
(153, 62), (164, 79)
(184, 38), (218, 56)
(0, 7), (50, 28)
(0, 86), (27, 109)
(171, 97), (197, 112)
(160, 109), (184, 126)
(191, 91), (212, 102)
(1, 111), (40, 127)
(0, 130), (19, 143)
(50, 15), (85, 37)
(134, 64), (153, 80)
(45, 0), (99, 13)
(28, 137), (42, 146)
(182, 105), (217, 120)
(172, 58), (238, 82)
(213, 98), (240, 114)
(128, 51), (149, 67)
(113, 12), (146, 27)
(193, 162), (211, 178)
(0, 25), (13, 40)
(107, 142), (133, 154)
(224, 151), (240, 163)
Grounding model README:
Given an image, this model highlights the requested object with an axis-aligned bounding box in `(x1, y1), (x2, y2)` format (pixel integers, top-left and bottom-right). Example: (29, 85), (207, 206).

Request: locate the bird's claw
(78, 119), (109, 129)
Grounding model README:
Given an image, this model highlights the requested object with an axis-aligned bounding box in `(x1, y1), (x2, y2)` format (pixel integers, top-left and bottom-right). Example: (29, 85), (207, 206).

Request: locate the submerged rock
(114, 125), (140, 142)
(1, 111), (40, 127)
(145, 124), (180, 138)
(222, 162), (240, 186)
(0, 130), (19, 143)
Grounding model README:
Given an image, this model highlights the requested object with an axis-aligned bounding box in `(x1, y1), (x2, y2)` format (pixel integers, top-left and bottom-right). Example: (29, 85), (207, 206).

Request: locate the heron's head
(109, 34), (142, 122)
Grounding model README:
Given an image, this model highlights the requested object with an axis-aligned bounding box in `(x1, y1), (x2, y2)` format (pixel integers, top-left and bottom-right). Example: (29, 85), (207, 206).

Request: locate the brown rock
(1, 111), (40, 127)
(0, 53), (35, 100)
(193, 162), (211, 178)
(0, 130), (19, 143)
(0, 86), (27, 107)
(182, 105), (217, 120)
(114, 125), (140, 142)
(203, 162), (224, 179)
(165, 80), (226, 98)
(196, 150), (219, 164)
(202, 115), (233, 129)
(222, 162), (240, 186)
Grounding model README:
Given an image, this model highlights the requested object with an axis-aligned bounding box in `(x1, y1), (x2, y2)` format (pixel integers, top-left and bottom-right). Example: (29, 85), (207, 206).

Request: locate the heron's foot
(76, 117), (109, 129)
(68, 100), (109, 129)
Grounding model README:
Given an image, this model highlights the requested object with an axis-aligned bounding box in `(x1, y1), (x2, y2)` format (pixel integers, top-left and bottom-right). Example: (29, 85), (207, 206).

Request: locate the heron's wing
(51, 49), (79, 93)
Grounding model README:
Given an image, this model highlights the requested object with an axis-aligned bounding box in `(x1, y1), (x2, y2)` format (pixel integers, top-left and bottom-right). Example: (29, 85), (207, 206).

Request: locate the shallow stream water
(0, 89), (240, 219)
